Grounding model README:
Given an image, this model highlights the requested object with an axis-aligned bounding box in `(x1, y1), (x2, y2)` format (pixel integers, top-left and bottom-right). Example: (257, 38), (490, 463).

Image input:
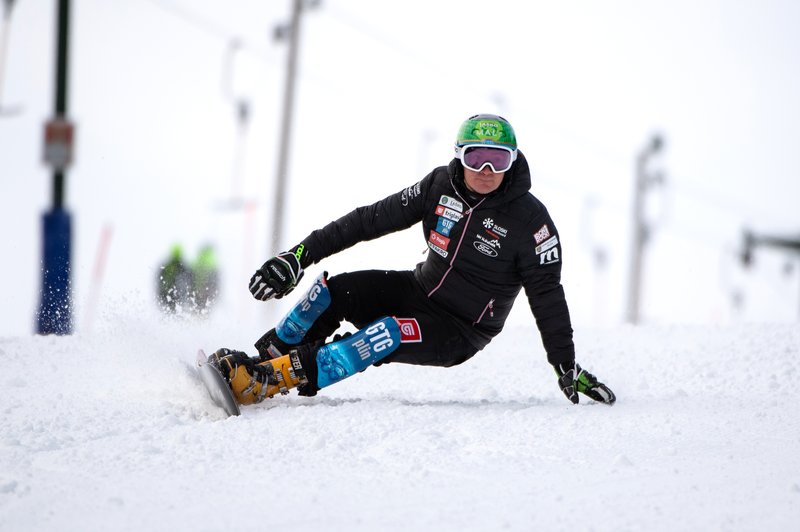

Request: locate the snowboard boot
(209, 343), (321, 405)
(209, 348), (306, 405)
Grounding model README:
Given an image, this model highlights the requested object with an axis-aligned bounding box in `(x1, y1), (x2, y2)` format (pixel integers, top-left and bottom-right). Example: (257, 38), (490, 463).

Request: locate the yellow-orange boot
(209, 348), (309, 405)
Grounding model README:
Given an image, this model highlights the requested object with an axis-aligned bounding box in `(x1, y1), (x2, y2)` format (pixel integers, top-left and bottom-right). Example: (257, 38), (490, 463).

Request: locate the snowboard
(196, 349), (240, 417)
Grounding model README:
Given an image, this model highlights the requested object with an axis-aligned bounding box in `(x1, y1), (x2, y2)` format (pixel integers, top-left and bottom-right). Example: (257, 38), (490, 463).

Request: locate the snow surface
(1, 301), (799, 532)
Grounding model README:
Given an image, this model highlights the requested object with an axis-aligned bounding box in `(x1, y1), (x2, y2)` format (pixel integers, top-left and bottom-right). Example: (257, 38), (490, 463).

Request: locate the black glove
(249, 246), (305, 301)
(254, 328), (292, 359)
(555, 363), (616, 405)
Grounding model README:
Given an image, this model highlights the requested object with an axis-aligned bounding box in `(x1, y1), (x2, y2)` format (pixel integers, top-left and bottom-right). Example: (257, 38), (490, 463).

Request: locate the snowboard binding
(208, 348), (310, 405)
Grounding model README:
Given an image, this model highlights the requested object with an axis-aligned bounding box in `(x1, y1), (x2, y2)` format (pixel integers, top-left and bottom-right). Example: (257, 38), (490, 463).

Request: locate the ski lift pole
(625, 134), (664, 325)
(0, 0), (17, 112)
(37, 0), (75, 334)
(270, 0), (319, 256)
(270, 0), (302, 256)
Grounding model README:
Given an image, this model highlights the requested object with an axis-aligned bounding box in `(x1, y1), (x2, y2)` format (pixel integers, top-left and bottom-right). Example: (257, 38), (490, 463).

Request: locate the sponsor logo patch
(435, 205), (462, 222)
(474, 241), (498, 257)
(535, 235), (559, 255)
(439, 195), (463, 212)
(400, 182), (422, 206)
(436, 217), (456, 237)
(429, 230), (450, 249)
(475, 233), (501, 249)
(428, 241), (448, 258)
(539, 247), (560, 265)
(533, 224), (551, 244)
(482, 218), (508, 237)
(395, 318), (422, 343)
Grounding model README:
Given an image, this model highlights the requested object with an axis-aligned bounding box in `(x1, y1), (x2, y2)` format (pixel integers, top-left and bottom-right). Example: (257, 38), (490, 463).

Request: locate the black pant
(305, 270), (478, 367)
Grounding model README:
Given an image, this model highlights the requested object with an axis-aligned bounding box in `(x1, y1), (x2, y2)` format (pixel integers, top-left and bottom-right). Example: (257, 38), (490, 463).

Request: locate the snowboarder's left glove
(249, 245), (306, 301)
(555, 363), (616, 405)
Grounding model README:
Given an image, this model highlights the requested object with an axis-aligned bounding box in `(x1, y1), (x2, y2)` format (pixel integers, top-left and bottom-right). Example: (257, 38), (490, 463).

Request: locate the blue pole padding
(36, 208), (73, 335)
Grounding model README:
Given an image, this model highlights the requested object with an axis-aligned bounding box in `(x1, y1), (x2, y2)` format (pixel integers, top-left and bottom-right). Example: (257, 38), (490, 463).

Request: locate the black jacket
(301, 151), (575, 366)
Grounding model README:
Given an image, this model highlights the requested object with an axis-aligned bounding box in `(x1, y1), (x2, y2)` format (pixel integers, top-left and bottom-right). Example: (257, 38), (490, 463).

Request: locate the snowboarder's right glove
(554, 363), (616, 405)
(249, 244), (307, 301)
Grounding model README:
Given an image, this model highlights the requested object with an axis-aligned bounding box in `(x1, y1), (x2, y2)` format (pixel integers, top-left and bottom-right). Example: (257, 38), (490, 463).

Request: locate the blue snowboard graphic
(316, 317), (401, 389)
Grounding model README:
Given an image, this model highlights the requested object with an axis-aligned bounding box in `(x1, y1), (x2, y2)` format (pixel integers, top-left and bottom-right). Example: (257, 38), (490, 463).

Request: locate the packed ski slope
(0, 302), (798, 532)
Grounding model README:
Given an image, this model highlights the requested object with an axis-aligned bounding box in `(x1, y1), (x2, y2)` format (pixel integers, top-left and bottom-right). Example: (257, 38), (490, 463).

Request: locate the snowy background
(1, 1), (800, 530)
(1, 0), (799, 335)
(0, 308), (799, 531)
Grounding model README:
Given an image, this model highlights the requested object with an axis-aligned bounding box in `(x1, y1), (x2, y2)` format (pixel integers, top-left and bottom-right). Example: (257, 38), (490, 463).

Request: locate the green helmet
(455, 114), (517, 150)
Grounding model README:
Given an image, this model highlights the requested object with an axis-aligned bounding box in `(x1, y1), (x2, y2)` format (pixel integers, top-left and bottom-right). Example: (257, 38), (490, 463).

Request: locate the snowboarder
(192, 244), (219, 315)
(210, 114), (616, 406)
(156, 244), (193, 313)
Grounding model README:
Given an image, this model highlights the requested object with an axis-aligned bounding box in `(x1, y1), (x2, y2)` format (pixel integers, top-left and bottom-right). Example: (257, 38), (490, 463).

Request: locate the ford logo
(473, 241), (498, 257)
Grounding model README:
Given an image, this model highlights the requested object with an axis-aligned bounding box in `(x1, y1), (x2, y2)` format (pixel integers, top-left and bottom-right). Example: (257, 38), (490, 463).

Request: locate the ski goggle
(456, 145), (517, 173)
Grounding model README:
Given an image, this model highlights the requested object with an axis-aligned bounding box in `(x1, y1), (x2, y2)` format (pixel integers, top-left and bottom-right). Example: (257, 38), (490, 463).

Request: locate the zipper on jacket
(473, 298), (495, 325)
(427, 197), (486, 298)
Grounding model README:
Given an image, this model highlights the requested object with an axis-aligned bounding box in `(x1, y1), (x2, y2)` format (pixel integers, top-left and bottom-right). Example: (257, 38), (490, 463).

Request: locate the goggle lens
(462, 146), (513, 173)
